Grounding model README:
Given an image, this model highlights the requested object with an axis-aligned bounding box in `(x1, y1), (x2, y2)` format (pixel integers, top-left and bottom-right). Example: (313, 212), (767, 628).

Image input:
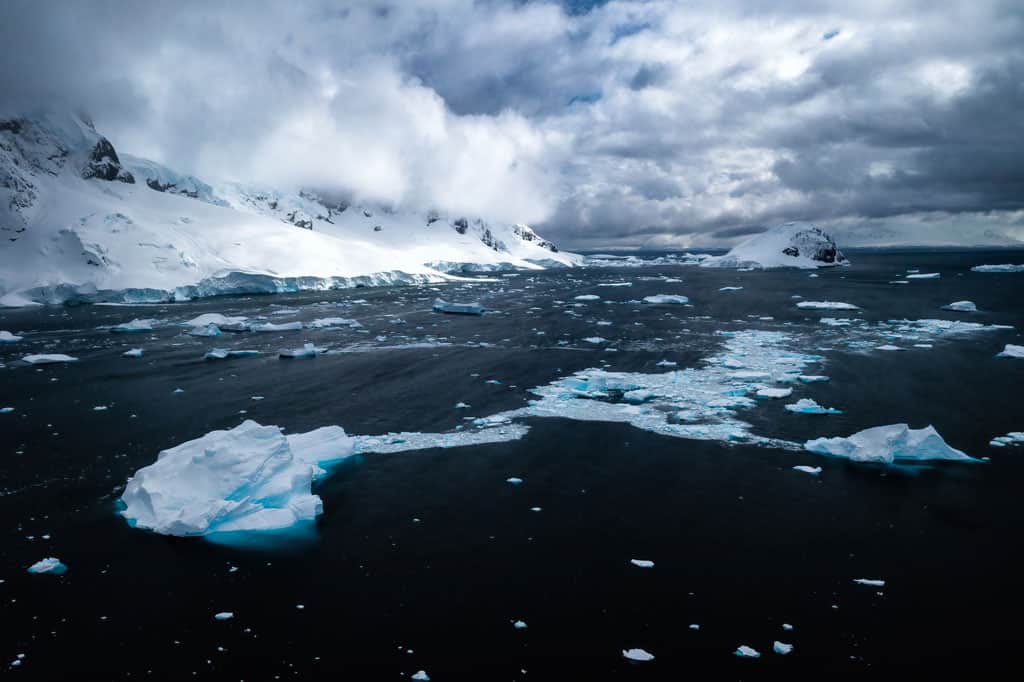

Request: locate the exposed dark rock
(453, 217), (469, 234)
(81, 138), (134, 183)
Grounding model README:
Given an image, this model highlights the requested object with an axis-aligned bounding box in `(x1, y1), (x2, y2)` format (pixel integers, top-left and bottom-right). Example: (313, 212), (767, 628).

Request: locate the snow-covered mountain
(700, 222), (848, 269)
(0, 112), (579, 306)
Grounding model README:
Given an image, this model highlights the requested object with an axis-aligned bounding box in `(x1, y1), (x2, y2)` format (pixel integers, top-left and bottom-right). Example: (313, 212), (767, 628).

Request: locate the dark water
(1, 250), (1023, 680)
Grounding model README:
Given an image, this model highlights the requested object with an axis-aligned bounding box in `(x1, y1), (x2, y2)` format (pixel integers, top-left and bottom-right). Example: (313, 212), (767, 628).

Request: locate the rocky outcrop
(81, 138), (135, 183)
(513, 224), (559, 252)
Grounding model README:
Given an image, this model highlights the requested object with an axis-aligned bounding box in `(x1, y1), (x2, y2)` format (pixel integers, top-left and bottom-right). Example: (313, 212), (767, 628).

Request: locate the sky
(2, 0), (1023, 249)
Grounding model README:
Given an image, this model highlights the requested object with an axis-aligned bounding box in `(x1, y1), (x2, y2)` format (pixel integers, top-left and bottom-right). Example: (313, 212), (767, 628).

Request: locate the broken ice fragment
(622, 648), (655, 662)
(27, 557), (66, 575)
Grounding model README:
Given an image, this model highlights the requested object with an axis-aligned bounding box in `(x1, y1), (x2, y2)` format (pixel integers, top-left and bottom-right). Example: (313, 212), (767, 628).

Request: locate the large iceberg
(120, 420), (355, 536)
(701, 222), (848, 269)
(805, 424), (977, 464)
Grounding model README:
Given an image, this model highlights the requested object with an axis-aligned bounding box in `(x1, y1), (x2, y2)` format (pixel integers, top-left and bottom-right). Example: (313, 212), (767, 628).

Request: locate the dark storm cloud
(1, 0), (1022, 247)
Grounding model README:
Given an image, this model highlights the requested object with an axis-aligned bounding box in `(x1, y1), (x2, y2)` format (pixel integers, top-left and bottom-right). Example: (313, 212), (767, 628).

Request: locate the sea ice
(279, 343), (322, 358)
(583, 336), (607, 344)
(506, 477), (524, 484)
(27, 557), (67, 575)
(0, 330), (23, 342)
(623, 649), (655, 662)
(785, 398), (841, 415)
(205, 349), (261, 360)
(805, 424), (977, 464)
(996, 344), (1024, 359)
(184, 313), (248, 329)
(756, 387), (793, 399)
(111, 318), (156, 333)
(250, 321), (303, 332)
(574, 295), (600, 301)
(797, 375), (829, 383)
(941, 301), (977, 312)
(122, 348), (144, 358)
(433, 298), (484, 315)
(970, 264), (1024, 273)
(796, 301), (859, 310)
(188, 323), (222, 337)
(875, 345), (904, 351)
(308, 317), (362, 329)
(793, 465), (822, 475)
(120, 420), (355, 536)
(642, 294), (689, 304)
(773, 641), (793, 655)
(906, 272), (940, 279)
(734, 645), (760, 658)
(23, 354), (78, 364)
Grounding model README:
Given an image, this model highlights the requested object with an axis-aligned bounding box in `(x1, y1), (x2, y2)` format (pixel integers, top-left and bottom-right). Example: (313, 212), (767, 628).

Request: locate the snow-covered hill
(700, 222), (848, 269)
(0, 112), (579, 306)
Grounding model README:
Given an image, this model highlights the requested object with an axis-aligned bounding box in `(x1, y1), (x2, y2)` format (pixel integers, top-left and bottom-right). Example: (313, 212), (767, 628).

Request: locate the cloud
(1, 0), (1022, 246)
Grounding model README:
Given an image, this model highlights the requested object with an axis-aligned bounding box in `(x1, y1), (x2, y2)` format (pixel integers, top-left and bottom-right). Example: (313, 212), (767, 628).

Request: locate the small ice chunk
(308, 317), (362, 329)
(630, 559), (655, 568)
(689, 624), (700, 630)
(411, 671), (430, 681)
(782, 623), (794, 631)
(583, 336), (608, 344)
(27, 557), (67, 575)
(0, 330), (24, 342)
(793, 465), (822, 475)
(454, 402), (470, 409)
(251, 321), (303, 332)
(996, 344), (1024, 359)
(205, 349), (261, 360)
(214, 612), (234, 621)
(642, 294), (689, 304)
(756, 387), (793, 399)
(906, 272), (940, 279)
(875, 344), (904, 351)
(719, 286), (743, 291)
(773, 641), (793, 655)
(433, 298), (484, 315)
(513, 620), (528, 629)
(734, 645), (760, 658)
(185, 313), (247, 329)
(530, 506), (542, 512)
(279, 343), (322, 359)
(1, 407), (13, 413)
(111, 318), (156, 333)
(785, 398), (842, 415)
(188, 323), (222, 337)
(797, 375), (829, 383)
(853, 578), (886, 587)
(655, 360), (677, 367)
(23, 354), (78, 365)
(506, 477), (523, 485)
(990, 432), (1024, 447)
(796, 301), (859, 310)
(622, 648), (655, 662)
(971, 264), (1024, 273)
(806, 424), (976, 464)
(941, 301), (977, 312)
(122, 348), (144, 358)
(574, 295), (600, 301)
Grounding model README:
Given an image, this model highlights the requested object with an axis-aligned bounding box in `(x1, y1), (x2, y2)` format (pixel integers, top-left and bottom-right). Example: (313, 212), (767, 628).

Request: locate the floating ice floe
(734, 645), (760, 658)
(797, 375), (829, 383)
(598, 282), (633, 287)
(793, 465), (822, 475)
(630, 559), (654, 568)
(0, 407), (13, 413)
(279, 343), (323, 359)
(805, 424), (977, 464)
(250, 321), (303, 332)
(433, 298), (484, 315)
(756, 387), (792, 399)
(623, 648), (655, 662)
(990, 432), (1024, 447)
(513, 620), (528, 629)
(941, 301), (977, 312)
(796, 301), (859, 310)
(308, 317), (362, 329)
(785, 398), (841, 415)
(642, 294), (689, 304)
(411, 671), (430, 681)
(111, 318), (156, 333)
(853, 578), (886, 587)
(506, 477), (523, 485)
(773, 641), (793, 655)
(205, 349), (261, 360)
(719, 286), (743, 291)
(214, 612), (234, 621)
(971, 264), (1024, 273)
(188, 323), (222, 337)
(184, 313), (248, 331)
(996, 344), (1024, 359)
(907, 272), (940, 279)
(120, 420), (355, 536)
(875, 344), (905, 351)
(122, 348), (144, 358)
(574, 294), (600, 301)
(23, 354), (78, 364)
(0, 330), (23, 342)
(27, 557), (67, 575)
(355, 424), (531, 455)
(583, 336), (607, 344)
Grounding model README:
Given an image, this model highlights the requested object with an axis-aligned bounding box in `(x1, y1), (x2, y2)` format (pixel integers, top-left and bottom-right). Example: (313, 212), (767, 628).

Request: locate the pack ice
(805, 424), (977, 464)
(120, 420), (355, 536)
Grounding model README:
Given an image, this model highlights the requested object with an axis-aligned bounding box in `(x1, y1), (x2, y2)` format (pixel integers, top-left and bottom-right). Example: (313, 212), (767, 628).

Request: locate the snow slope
(0, 112), (579, 306)
(701, 222), (848, 269)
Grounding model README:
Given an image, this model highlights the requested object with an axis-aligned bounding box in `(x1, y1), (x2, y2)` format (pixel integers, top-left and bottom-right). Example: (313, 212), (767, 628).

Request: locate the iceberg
(0, 330), (23, 342)
(941, 301), (977, 312)
(996, 344), (1024, 359)
(630, 559), (655, 568)
(701, 222), (847, 270)
(797, 301), (859, 310)
(793, 465), (822, 475)
(805, 424), (977, 464)
(110, 318), (157, 333)
(432, 298), (484, 315)
(23, 354), (78, 364)
(773, 641), (793, 655)
(279, 343), (322, 359)
(27, 557), (67, 575)
(119, 420), (355, 536)
(622, 649), (655, 662)
(185, 313), (249, 331)
(734, 645), (761, 658)
(204, 348), (261, 360)
(785, 398), (842, 415)
(971, 264), (1024, 273)
(250, 321), (303, 332)
(642, 294), (689, 304)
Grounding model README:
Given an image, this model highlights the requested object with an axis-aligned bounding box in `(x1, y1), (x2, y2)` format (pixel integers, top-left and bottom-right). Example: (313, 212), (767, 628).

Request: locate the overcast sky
(2, 0), (1022, 248)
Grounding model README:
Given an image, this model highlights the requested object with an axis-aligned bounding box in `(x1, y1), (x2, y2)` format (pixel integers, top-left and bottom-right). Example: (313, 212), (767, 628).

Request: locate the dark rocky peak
(81, 137), (134, 184)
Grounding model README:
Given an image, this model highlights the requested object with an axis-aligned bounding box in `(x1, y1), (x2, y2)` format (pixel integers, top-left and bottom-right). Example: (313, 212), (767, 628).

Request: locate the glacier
(805, 424), (977, 464)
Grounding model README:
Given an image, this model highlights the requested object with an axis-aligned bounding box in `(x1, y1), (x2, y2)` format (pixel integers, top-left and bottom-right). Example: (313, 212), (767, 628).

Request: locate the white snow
(622, 648), (655, 662)
(0, 330), (23, 342)
(734, 645), (761, 658)
(432, 298), (484, 315)
(793, 465), (822, 475)
(796, 301), (859, 310)
(996, 344), (1024, 359)
(773, 641), (793, 655)
(630, 559), (655, 568)
(119, 420), (355, 536)
(785, 398), (842, 415)
(853, 578), (886, 587)
(23, 354), (78, 364)
(805, 424), (977, 464)
(27, 557), (67, 575)
(941, 301), (977, 312)
(971, 264), (1024, 273)
(701, 222), (847, 270)
(642, 294), (689, 304)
